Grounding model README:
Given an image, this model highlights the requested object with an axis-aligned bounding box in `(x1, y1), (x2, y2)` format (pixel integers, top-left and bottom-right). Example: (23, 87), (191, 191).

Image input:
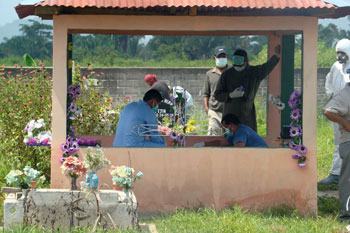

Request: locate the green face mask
(153, 105), (159, 113)
(224, 128), (234, 138)
(232, 55), (245, 66)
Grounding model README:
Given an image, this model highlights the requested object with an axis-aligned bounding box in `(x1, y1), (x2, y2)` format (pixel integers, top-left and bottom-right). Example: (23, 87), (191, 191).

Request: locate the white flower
(27, 120), (36, 132)
(37, 131), (52, 141)
(34, 119), (45, 129)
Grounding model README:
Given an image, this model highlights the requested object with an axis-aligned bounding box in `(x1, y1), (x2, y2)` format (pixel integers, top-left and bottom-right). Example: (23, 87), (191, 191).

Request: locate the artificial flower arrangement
(83, 146), (111, 171)
(5, 165), (46, 189)
(83, 147), (111, 189)
(23, 119), (51, 146)
(288, 90), (308, 167)
(61, 156), (86, 190)
(160, 117), (197, 147)
(109, 165), (143, 191)
(169, 130), (186, 147)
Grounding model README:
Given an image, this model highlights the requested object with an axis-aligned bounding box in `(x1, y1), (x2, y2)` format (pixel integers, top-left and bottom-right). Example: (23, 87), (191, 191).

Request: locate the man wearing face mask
(214, 46), (280, 132)
(193, 114), (268, 147)
(320, 38), (350, 185)
(113, 89), (166, 147)
(203, 46), (229, 135)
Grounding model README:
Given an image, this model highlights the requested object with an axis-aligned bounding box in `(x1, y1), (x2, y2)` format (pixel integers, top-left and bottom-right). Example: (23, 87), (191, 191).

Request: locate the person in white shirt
(320, 38), (350, 185)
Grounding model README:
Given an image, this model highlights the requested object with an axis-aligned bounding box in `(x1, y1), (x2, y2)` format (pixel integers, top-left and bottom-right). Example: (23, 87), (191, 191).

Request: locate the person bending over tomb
(113, 89), (166, 147)
(214, 46), (280, 132)
(193, 114), (268, 148)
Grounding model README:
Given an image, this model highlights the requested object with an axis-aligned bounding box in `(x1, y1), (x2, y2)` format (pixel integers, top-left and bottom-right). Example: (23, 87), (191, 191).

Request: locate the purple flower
(290, 109), (301, 121)
(60, 142), (69, 152)
(290, 90), (301, 101)
(170, 131), (178, 140)
(288, 99), (297, 109)
(169, 96), (175, 105)
(297, 144), (307, 155)
(59, 157), (66, 164)
(289, 126), (300, 138)
(70, 125), (75, 134)
(298, 163), (307, 168)
(75, 89), (81, 98)
(292, 154), (301, 159)
(289, 142), (298, 150)
(71, 141), (79, 149)
(66, 136), (74, 143)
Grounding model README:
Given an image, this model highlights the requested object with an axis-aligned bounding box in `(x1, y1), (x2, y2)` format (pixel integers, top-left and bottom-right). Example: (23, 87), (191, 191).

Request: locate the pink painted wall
(53, 146), (316, 215)
(51, 15), (318, 215)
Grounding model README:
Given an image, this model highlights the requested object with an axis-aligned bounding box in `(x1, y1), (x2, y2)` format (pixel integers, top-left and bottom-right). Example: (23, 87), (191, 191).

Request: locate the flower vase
(29, 180), (37, 189)
(71, 176), (78, 190)
(113, 183), (123, 191)
(86, 171), (98, 189)
(22, 189), (28, 199)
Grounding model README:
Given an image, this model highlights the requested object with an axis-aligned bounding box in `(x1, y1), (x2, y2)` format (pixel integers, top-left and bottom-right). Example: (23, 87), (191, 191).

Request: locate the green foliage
(317, 42), (336, 68)
(0, 20), (52, 60)
(23, 53), (37, 67)
(71, 66), (124, 136)
(0, 66), (52, 184)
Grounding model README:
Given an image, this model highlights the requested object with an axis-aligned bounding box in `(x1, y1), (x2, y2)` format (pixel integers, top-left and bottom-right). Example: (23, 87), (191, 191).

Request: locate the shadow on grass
(318, 196), (340, 217)
(318, 182), (339, 191)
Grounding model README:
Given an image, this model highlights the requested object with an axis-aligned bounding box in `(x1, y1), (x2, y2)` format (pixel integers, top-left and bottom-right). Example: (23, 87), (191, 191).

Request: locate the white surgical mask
(216, 58), (227, 68)
(233, 65), (246, 72)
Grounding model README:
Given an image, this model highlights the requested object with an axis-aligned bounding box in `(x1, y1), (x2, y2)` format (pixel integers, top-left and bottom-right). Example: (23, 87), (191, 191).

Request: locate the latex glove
(193, 142), (205, 147)
(229, 87), (244, 98)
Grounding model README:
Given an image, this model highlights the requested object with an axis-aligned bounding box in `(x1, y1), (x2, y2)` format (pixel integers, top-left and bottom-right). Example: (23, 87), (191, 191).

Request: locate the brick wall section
(4, 67), (330, 107)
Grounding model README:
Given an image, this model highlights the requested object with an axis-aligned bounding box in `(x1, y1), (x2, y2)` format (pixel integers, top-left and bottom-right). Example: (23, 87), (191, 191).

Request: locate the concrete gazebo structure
(16, 0), (350, 215)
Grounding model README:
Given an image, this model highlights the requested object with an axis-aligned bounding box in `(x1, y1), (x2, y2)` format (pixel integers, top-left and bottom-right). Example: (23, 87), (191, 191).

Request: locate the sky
(0, 0), (349, 29)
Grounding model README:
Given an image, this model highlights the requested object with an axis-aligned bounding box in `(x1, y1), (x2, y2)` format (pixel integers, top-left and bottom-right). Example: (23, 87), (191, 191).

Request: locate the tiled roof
(32, 0), (336, 9)
(15, 0), (349, 19)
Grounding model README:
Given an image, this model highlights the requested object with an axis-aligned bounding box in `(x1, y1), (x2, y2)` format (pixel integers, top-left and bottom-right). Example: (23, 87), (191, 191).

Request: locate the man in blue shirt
(113, 89), (166, 147)
(194, 114), (268, 147)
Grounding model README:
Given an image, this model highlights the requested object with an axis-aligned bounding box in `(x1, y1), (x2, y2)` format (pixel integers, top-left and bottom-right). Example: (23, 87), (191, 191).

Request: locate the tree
(0, 20), (52, 59)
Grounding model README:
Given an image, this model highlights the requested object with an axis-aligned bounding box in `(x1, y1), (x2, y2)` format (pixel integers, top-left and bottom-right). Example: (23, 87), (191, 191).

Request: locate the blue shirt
(226, 124), (268, 147)
(113, 100), (166, 147)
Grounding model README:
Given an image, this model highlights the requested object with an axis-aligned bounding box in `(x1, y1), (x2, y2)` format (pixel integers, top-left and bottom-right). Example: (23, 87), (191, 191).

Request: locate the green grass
(317, 113), (334, 181)
(152, 206), (347, 233)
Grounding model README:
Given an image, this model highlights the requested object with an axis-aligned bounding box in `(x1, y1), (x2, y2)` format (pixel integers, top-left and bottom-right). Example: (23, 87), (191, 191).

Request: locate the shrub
(0, 65), (52, 184)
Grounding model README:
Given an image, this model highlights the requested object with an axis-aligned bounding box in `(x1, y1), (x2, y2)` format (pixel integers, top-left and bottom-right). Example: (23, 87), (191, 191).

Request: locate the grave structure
(4, 189), (138, 231)
(15, 0), (350, 216)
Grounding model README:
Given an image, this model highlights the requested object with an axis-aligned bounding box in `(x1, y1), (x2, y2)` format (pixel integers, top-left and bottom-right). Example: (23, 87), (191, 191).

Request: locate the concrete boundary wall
(4, 67), (330, 107)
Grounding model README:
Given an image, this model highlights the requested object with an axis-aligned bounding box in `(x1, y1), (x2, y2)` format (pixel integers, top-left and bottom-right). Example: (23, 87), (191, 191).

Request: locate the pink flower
(14, 64), (18, 67)
(28, 101), (33, 104)
(7, 71), (12, 74)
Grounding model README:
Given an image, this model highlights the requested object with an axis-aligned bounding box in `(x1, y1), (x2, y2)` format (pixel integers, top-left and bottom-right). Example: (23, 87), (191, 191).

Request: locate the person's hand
(229, 87), (244, 98)
(193, 142), (205, 147)
(343, 121), (350, 132)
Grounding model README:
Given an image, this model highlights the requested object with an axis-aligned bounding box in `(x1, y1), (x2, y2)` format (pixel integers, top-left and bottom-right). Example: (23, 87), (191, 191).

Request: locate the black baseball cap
(214, 46), (227, 56)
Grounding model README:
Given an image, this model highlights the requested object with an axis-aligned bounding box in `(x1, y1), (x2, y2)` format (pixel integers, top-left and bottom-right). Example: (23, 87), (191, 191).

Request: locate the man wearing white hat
(321, 38), (350, 185)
